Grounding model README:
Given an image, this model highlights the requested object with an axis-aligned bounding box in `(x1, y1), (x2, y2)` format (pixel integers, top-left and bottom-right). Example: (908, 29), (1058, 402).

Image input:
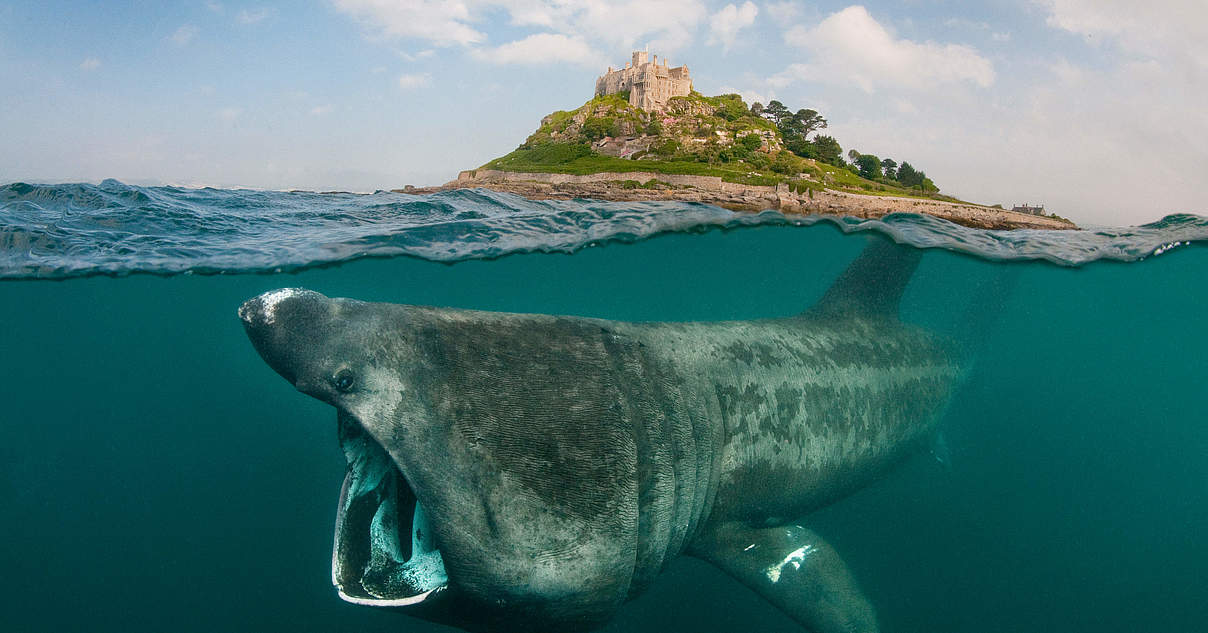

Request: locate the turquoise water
(2, 181), (1206, 631)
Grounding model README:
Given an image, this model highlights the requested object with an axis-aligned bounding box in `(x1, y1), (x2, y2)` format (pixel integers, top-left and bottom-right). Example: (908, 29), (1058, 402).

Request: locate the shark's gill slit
(334, 414), (448, 605)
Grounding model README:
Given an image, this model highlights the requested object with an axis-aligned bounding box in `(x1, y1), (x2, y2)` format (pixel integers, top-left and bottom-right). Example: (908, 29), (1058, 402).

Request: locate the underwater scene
(2, 180), (1207, 632)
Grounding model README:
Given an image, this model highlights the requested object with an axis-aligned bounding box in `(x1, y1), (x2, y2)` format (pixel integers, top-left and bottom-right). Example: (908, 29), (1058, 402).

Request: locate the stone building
(1012, 203), (1046, 215)
(595, 51), (692, 112)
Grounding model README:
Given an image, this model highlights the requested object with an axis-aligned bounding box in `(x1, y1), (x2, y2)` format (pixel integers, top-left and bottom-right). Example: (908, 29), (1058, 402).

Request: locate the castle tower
(595, 51), (693, 112)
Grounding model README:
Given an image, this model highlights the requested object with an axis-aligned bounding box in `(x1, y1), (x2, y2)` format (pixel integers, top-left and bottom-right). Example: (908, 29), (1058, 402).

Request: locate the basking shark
(239, 238), (962, 632)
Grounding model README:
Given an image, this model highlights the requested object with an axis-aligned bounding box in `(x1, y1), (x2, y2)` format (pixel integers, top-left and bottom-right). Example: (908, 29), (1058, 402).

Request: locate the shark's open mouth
(332, 412), (448, 606)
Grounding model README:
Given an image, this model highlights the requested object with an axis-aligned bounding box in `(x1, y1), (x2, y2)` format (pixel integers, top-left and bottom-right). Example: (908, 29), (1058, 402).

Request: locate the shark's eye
(333, 369), (356, 393)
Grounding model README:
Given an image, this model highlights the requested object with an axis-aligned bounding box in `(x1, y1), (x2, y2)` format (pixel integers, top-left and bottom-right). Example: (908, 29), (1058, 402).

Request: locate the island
(403, 51), (1076, 231)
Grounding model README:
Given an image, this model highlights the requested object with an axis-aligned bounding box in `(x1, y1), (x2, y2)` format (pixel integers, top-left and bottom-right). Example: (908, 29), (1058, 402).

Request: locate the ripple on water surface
(1, 179), (1205, 279)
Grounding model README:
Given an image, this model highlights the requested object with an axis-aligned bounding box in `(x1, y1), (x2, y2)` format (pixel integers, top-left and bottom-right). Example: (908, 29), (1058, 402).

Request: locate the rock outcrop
(401, 170), (1078, 231)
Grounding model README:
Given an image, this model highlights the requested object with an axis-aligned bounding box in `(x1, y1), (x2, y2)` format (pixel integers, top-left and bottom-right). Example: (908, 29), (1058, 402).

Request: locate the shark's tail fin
(804, 235), (923, 321)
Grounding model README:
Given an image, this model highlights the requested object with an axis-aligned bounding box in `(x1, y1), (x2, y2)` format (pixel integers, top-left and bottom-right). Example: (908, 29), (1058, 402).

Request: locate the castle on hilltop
(595, 51), (692, 112)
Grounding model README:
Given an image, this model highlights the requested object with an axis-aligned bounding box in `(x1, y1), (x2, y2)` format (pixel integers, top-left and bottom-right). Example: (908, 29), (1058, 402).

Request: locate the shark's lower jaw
(332, 413), (448, 606)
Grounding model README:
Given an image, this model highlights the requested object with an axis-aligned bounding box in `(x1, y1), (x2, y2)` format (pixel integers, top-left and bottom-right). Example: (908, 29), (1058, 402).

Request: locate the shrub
(651, 138), (680, 157)
(785, 137), (815, 159)
(740, 133), (763, 151)
(770, 152), (799, 174)
(547, 110), (574, 133)
(745, 152), (771, 169)
(582, 117), (619, 141)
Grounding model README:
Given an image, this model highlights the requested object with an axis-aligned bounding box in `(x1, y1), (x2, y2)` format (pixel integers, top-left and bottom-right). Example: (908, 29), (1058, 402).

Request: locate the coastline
(401, 169), (1078, 231)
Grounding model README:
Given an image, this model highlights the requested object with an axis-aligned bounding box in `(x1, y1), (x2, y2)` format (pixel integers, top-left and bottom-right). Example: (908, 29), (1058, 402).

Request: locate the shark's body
(240, 238), (961, 632)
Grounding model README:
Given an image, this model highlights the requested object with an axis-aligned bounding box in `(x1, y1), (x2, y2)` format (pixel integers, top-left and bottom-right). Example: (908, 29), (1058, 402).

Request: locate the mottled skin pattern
(239, 240), (961, 632)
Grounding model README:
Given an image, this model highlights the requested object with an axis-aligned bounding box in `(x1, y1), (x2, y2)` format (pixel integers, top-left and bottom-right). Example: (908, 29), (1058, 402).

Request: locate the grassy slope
(478, 93), (976, 204)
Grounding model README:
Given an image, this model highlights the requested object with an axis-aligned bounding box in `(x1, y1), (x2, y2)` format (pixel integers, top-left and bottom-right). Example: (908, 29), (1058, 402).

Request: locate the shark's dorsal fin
(805, 236), (922, 320)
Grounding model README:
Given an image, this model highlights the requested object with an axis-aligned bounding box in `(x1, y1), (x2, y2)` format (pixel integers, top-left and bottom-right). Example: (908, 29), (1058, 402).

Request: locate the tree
(896, 161), (920, 187)
(810, 135), (843, 166)
(750, 102), (764, 117)
(762, 100), (791, 125)
(848, 149), (861, 164)
(740, 133), (763, 151)
(855, 153), (882, 180)
(792, 108), (827, 139)
(776, 108), (829, 152)
(880, 158), (897, 180)
(784, 137), (814, 158)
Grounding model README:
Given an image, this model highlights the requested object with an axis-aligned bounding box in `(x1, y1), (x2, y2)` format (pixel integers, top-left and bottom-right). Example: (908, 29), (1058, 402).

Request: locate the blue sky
(1, 1), (1205, 224)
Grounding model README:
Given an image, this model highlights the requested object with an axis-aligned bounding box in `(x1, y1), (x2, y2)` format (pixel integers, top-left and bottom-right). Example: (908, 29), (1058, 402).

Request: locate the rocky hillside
(481, 92), (975, 204)
(525, 92), (782, 163)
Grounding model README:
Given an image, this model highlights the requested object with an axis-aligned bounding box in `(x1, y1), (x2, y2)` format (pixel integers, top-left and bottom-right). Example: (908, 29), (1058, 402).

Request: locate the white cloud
(563, 0), (707, 52)
(236, 7), (275, 24)
(942, 17), (990, 31)
(79, 57), (101, 70)
(1039, 0), (1208, 68)
(708, 2), (758, 52)
(719, 85), (772, 108)
(777, 6), (994, 92)
(205, 1), (224, 13)
(332, 0), (485, 47)
(310, 104), (334, 115)
(332, 0), (708, 55)
(400, 49), (436, 62)
(170, 24), (199, 46)
(764, 1), (800, 22)
(398, 72), (431, 89)
(217, 107), (242, 121)
(472, 33), (603, 67)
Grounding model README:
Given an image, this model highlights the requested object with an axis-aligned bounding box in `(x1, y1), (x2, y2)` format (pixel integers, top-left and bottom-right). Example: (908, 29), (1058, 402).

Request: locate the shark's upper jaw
(332, 412), (448, 607)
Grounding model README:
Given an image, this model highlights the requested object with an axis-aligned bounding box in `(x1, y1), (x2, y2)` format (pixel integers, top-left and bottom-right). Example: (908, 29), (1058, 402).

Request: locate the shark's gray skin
(239, 239), (962, 632)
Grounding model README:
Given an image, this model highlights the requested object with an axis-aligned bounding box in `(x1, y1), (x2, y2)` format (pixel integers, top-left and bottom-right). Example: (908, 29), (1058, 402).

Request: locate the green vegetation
(483, 147), (782, 186)
(484, 91), (962, 200)
(581, 116), (618, 141)
(618, 178), (665, 189)
(854, 154), (883, 180)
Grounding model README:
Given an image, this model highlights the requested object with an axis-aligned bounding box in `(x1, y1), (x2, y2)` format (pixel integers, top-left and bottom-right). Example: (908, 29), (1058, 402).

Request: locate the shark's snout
(239, 288), (317, 327)
(239, 288), (329, 385)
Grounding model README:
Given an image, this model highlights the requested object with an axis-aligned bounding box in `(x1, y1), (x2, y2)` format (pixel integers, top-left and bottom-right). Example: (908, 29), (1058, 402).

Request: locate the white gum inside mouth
(333, 415), (448, 606)
(339, 499), (448, 606)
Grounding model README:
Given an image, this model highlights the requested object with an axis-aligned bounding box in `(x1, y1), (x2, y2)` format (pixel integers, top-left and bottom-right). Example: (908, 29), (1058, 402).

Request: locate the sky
(1, 1), (1205, 225)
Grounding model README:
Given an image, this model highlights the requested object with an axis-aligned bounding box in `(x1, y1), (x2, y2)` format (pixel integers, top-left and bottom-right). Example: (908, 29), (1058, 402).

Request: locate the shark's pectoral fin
(690, 522), (878, 633)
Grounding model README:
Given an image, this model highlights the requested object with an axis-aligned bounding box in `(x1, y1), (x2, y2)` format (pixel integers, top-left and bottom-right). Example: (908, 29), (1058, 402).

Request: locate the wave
(1, 179), (1205, 280)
